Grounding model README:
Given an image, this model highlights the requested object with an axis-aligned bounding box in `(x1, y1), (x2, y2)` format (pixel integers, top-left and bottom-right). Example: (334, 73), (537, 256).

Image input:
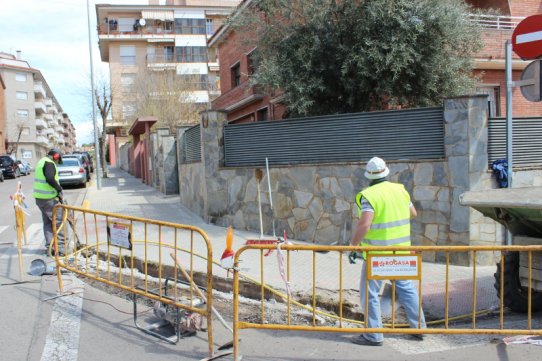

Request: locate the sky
(0, 0), (148, 146)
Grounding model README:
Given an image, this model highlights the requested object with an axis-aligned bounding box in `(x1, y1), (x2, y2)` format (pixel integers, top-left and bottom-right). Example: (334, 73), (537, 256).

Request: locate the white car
(57, 158), (87, 188)
(16, 160), (31, 176)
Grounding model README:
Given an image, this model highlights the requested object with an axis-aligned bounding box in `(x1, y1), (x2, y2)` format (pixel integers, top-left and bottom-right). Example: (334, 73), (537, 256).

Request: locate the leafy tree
(229, 0), (484, 117)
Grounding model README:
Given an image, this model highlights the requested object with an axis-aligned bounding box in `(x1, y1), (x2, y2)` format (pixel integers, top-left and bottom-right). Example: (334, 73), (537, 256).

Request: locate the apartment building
(0, 52), (77, 166)
(0, 74), (5, 154)
(95, 0), (240, 166)
(210, 0), (542, 123)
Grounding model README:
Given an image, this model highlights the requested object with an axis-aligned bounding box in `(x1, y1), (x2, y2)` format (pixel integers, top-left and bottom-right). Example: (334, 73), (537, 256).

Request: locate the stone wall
(175, 95), (539, 265)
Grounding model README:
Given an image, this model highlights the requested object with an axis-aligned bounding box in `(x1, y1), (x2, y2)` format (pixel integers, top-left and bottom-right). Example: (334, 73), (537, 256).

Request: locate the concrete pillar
(201, 111), (227, 223)
(444, 95), (489, 263)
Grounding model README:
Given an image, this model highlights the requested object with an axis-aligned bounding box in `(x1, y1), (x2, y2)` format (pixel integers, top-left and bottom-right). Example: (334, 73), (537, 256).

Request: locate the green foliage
(230, 0), (483, 117)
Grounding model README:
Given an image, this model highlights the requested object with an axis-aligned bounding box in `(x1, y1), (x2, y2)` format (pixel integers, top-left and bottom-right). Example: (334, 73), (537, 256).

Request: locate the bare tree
(6, 116), (27, 156)
(94, 74), (113, 178)
(132, 69), (206, 133)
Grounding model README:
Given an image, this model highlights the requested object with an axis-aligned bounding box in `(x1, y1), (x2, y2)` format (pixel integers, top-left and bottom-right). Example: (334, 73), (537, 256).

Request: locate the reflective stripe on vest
(355, 181), (411, 258)
(33, 157), (58, 199)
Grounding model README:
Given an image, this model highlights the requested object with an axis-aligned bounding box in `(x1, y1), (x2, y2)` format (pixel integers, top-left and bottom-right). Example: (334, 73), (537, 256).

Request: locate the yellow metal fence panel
(50, 204), (216, 358)
(232, 244), (542, 361)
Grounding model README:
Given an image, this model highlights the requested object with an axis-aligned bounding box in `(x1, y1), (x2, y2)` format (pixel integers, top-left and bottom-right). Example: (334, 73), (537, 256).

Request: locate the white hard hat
(364, 157), (390, 180)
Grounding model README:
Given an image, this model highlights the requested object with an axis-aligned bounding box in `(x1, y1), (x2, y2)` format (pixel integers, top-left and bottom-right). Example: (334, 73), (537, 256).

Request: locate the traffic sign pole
(505, 40), (513, 247)
(505, 40), (513, 190)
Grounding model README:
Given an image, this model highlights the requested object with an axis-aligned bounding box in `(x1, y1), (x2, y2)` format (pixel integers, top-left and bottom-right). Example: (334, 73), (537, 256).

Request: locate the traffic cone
(220, 226), (235, 269)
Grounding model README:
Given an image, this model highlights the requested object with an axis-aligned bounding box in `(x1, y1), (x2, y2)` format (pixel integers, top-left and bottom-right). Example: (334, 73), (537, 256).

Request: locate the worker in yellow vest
(33, 149), (65, 256)
(350, 157), (426, 346)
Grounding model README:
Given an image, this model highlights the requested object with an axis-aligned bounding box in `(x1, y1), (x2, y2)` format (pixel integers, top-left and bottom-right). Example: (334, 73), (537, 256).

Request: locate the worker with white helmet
(350, 156), (426, 346)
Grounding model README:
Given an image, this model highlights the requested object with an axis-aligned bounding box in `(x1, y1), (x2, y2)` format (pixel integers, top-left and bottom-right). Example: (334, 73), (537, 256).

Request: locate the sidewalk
(85, 167), (500, 321)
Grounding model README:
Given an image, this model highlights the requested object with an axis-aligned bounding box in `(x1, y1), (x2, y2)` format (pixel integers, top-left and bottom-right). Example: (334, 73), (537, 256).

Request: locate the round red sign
(512, 14), (542, 60)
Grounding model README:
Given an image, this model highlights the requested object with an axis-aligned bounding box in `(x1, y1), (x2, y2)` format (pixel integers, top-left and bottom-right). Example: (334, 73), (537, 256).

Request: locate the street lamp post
(87, 0), (101, 190)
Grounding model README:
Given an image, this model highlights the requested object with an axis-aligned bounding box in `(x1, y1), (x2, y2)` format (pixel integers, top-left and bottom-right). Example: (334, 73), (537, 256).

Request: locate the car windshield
(59, 159), (80, 167)
(0, 157), (12, 166)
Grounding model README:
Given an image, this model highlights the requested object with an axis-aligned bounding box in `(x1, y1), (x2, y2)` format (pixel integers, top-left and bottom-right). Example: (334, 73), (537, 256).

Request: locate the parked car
(72, 151), (94, 173)
(0, 155), (21, 178)
(57, 157), (87, 188)
(63, 154), (91, 182)
(16, 160), (31, 176)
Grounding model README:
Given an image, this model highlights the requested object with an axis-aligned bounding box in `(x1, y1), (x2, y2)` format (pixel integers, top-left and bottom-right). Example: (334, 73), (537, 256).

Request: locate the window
(178, 74), (209, 90)
(17, 109), (29, 118)
(15, 72), (27, 82)
(15, 92), (28, 100)
(231, 62), (241, 88)
(122, 102), (136, 119)
(175, 46), (207, 62)
(120, 45), (136, 65)
(118, 18), (135, 32)
(174, 18), (206, 34)
(206, 19), (214, 35)
(16, 91), (28, 100)
(476, 85), (500, 117)
(257, 107), (268, 121)
(247, 51), (256, 76)
(121, 73), (136, 93)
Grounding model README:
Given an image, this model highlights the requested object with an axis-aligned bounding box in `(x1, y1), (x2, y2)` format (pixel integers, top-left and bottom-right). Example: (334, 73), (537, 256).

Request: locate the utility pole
(87, 0), (101, 189)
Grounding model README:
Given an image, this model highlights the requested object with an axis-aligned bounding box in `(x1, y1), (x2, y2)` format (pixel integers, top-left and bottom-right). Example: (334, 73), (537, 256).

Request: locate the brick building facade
(211, 0), (542, 121)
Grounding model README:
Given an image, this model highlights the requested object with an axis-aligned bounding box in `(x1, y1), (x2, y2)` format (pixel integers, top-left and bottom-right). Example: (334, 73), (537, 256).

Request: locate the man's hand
(57, 191), (64, 203)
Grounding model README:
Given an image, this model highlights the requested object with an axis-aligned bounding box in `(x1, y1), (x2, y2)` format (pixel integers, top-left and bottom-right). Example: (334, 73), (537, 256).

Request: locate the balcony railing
(36, 135), (48, 144)
(35, 117), (47, 129)
(34, 82), (46, 99)
(468, 13), (524, 30)
(35, 101), (47, 114)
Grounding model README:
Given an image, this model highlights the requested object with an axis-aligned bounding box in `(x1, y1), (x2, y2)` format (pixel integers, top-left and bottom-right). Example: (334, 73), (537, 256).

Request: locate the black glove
(348, 251), (360, 264)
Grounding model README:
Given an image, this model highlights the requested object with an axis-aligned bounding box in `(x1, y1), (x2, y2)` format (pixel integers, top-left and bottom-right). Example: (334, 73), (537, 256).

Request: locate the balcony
(56, 136), (65, 144)
(48, 105), (58, 114)
(44, 98), (52, 106)
(55, 125), (64, 133)
(468, 14), (524, 30)
(35, 117), (47, 129)
(44, 128), (54, 136)
(34, 82), (46, 99)
(36, 135), (48, 144)
(35, 101), (47, 114)
(146, 54), (177, 69)
(43, 113), (53, 121)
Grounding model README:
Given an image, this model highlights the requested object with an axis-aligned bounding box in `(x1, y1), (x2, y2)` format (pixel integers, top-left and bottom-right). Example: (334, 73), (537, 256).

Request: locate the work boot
(351, 335), (383, 346)
(410, 334), (425, 341)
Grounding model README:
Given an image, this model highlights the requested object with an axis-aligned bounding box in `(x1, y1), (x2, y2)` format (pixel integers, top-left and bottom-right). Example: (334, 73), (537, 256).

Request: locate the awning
(141, 10), (174, 21)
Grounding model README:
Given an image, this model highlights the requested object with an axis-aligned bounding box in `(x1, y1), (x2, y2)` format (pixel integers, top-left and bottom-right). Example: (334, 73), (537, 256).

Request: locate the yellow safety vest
(355, 181), (411, 259)
(33, 157), (59, 199)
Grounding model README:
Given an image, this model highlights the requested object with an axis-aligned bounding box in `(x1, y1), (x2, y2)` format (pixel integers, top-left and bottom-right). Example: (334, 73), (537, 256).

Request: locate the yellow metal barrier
(51, 203), (216, 358)
(232, 244), (542, 360)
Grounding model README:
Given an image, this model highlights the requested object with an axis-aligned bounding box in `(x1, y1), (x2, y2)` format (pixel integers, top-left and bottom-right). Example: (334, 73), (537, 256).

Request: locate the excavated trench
(77, 252), (366, 325)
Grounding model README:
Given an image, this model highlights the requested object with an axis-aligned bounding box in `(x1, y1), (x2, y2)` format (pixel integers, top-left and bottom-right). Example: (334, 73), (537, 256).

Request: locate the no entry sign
(512, 14), (542, 60)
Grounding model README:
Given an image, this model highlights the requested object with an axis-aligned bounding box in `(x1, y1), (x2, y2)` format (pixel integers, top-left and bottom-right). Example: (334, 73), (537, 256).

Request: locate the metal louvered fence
(223, 107), (445, 167)
(181, 124), (201, 163)
(488, 117), (542, 167)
